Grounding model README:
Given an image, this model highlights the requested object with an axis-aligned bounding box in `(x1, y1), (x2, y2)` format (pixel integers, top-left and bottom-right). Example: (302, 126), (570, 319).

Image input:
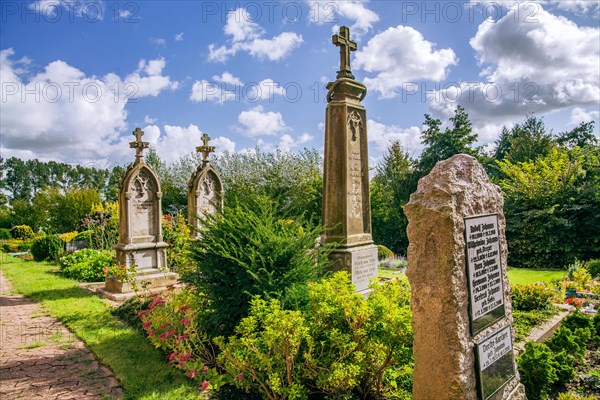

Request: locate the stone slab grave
(321, 26), (377, 294)
(188, 133), (223, 239)
(405, 154), (525, 400)
(98, 128), (177, 302)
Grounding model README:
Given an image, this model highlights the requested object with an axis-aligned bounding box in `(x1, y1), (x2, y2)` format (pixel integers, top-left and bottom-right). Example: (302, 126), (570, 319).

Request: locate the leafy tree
(417, 106), (479, 176)
(213, 148), (323, 227)
(556, 121), (598, 149)
(493, 115), (554, 164)
(497, 146), (600, 268)
(371, 142), (416, 255)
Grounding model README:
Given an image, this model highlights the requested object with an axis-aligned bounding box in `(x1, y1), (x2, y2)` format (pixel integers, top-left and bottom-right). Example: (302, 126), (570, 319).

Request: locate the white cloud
(212, 136), (237, 154)
(367, 119), (422, 155)
(190, 73), (287, 104)
(428, 3), (599, 144)
(234, 106), (288, 137)
(546, 1), (600, 18)
(278, 132), (313, 152)
(28, 0), (103, 19)
(174, 32), (184, 41)
(569, 107), (600, 126)
(143, 124), (206, 164)
(0, 49), (178, 163)
(308, 1), (379, 34)
(150, 37), (166, 47)
(208, 8), (303, 62)
(144, 115), (157, 124)
(354, 26), (457, 99)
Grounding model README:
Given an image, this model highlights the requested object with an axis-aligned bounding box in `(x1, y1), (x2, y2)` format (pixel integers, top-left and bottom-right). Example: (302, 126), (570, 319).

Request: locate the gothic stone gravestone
(188, 133), (224, 239)
(404, 154), (525, 400)
(321, 26), (378, 294)
(99, 128), (177, 302)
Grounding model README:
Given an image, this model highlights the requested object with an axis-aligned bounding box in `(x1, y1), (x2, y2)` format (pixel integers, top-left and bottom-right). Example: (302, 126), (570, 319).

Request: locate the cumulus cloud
(144, 115), (157, 124)
(569, 107), (600, 126)
(234, 106), (288, 137)
(429, 3), (599, 142)
(208, 8), (303, 62)
(190, 72), (287, 104)
(0, 48), (179, 163)
(308, 1), (379, 35)
(354, 26), (457, 99)
(367, 119), (422, 155)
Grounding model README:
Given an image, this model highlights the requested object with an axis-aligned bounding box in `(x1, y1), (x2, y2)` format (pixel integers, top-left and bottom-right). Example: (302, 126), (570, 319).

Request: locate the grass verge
(507, 268), (566, 286)
(0, 254), (200, 400)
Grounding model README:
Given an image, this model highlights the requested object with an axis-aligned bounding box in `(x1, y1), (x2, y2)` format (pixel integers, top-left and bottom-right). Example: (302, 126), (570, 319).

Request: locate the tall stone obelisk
(321, 26), (378, 294)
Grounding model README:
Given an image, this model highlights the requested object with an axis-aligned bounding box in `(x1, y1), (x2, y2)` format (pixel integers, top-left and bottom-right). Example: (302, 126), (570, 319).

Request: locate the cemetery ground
(2, 250), (600, 399)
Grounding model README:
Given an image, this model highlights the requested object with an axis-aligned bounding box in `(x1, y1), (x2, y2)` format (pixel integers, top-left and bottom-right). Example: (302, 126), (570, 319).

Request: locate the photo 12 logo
(1, 81), (138, 104)
(1, 1), (140, 23)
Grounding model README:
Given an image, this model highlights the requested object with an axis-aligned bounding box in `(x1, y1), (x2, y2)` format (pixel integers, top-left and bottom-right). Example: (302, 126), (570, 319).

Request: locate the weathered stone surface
(404, 154), (524, 400)
(321, 27), (377, 294)
(188, 133), (223, 239)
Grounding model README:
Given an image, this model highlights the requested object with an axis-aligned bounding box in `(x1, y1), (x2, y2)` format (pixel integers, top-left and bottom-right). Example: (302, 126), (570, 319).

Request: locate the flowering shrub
(511, 283), (554, 311)
(162, 212), (192, 274)
(81, 202), (118, 251)
(11, 225), (35, 240)
(58, 231), (78, 243)
(565, 297), (584, 308)
(139, 288), (228, 392)
(58, 249), (117, 282)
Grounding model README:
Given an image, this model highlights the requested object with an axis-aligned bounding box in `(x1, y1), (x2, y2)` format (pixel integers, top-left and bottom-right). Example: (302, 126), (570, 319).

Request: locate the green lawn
(506, 268), (566, 286)
(379, 266), (566, 286)
(0, 254), (199, 400)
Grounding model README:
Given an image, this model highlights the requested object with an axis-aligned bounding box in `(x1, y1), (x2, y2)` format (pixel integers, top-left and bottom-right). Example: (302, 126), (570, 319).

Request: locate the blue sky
(1, 1), (599, 168)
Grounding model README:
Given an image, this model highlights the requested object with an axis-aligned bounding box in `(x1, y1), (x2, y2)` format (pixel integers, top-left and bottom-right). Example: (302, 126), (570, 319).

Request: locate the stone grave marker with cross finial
(98, 128), (178, 302)
(188, 132), (224, 239)
(333, 25), (357, 80)
(321, 26), (377, 294)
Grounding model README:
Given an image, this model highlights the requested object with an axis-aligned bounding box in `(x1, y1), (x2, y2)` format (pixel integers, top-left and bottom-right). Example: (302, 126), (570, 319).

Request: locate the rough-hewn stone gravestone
(404, 154), (525, 400)
(321, 26), (378, 294)
(188, 133), (223, 239)
(99, 128), (177, 301)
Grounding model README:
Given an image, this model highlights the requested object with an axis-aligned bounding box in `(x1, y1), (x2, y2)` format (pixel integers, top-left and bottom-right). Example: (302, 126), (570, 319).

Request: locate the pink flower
(234, 373), (244, 381)
(200, 380), (210, 392)
(187, 369), (198, 378)
(142, 321), (152, 329)
(178, 353), (191, 363)
(167, 352), (177, 362)
(103, 267), (109, 275)
(178, 305), (191, 312)
(180, 319), (190, 325)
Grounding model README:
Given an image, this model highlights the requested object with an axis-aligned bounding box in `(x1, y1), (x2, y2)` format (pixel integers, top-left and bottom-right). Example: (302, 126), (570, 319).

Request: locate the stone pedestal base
(330, 244), (378, 294)
(97, 268), (178, 303)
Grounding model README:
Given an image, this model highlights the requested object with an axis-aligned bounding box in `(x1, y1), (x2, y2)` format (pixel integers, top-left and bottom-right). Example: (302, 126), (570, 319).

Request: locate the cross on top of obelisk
(333, 26), (357, 80)
(129, 127), (149, 163)
(196, 133), (216, 165)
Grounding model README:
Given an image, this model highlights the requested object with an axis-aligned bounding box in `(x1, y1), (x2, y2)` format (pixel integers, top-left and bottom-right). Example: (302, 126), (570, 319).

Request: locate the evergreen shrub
(31, 235), (65, 262)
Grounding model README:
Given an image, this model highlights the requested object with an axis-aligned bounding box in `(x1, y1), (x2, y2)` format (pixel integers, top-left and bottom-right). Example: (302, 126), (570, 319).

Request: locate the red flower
(234, 373), (244, 381)
(180, 319), (190, 325)
(200, 380), (210, 392)
(178, 305), (191, 312)
(142, 321), (152, 329)
(178, 353), (192, 363)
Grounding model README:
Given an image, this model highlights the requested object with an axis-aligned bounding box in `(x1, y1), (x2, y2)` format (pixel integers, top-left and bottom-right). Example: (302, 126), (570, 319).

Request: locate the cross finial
(332, 26), (357, 80)
(129, 128), (149, 163)
(196, 133), (216, 166)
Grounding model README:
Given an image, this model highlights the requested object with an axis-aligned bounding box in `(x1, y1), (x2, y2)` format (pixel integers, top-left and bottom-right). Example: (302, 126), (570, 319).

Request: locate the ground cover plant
(0, 256), (200, 399)
(58, 248), (118, 282)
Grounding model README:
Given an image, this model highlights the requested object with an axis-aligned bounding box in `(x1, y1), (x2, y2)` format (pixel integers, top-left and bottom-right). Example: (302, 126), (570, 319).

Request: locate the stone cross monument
(321, 26), (378, 294)
(188, 133), (224, 239)
(404, 154), (525, 400)
(100, 128), (177, 301)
